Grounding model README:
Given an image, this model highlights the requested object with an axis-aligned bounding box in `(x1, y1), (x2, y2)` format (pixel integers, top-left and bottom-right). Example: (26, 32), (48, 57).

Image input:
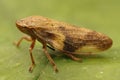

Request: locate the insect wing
(32, 28), (65, 50)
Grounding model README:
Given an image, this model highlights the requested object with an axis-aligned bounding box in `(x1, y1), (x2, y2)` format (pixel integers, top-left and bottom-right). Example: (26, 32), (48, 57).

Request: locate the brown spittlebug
(15, 16), (112, 72)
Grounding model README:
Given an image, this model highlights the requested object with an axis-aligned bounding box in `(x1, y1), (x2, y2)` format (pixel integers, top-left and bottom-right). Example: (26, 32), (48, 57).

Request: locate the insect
(15, 16), (112, 72)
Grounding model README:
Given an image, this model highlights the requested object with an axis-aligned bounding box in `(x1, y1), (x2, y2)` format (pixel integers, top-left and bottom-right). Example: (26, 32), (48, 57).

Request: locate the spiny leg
(62, 51), (82, 62)
(42, 43), (58, 72)
(14, 36), (32, 47)
(29, 39), (36, 72)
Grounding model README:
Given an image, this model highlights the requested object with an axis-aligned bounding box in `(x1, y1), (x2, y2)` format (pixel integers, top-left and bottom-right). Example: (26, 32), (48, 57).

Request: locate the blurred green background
(0, 0), (120, 80)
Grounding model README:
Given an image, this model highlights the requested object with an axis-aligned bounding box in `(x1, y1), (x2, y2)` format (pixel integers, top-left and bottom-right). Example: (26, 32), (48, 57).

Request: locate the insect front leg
(14, 36), (36, 72)
(42, 43), (58, 72)
(14, 36), (32, 47)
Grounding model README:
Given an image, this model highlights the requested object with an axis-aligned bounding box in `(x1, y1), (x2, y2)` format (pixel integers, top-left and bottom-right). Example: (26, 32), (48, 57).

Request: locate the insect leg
(63, 51), (82, 62)
(29, 39), (36, 72)
(14, 36), (36, 72)
(42, 43), (58, 72)
(14, 36), (32, 47)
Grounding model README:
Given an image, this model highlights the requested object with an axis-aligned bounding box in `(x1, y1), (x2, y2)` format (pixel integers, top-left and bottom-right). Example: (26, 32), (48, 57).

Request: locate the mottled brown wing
(32, 27), (66, 50)
(60, 26), (103, 53)
(32, 26), (95, 53)
(58, 26), (92, 52)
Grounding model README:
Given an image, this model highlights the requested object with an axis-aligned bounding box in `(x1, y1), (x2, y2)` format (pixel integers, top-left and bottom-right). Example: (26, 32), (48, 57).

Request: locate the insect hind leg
(62, 50), (82, 62)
